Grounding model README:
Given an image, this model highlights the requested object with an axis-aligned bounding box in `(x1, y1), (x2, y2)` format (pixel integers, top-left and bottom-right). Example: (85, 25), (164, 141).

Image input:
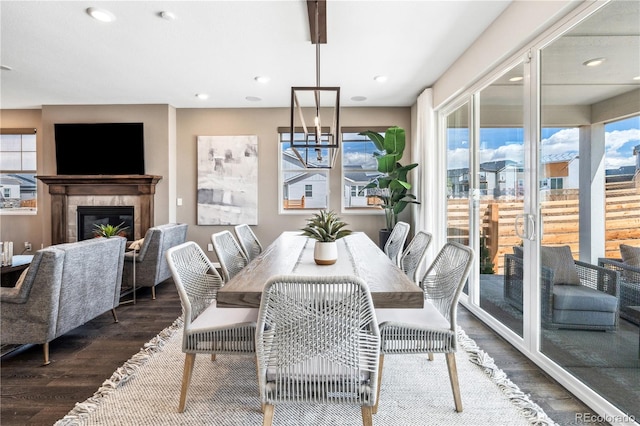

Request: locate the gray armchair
(1, 237), (126, 364)
(504, 251), (619, 331)
(122, 223), (188, 300)
(598, 257), (640, 324)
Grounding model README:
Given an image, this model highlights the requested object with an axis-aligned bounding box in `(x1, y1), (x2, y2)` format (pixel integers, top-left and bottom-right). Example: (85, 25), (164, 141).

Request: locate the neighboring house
(343, 165), (379, 208)
(0, 174), (36, 209)
(539, 153), (579, 191)
(281, 151), (327, 209)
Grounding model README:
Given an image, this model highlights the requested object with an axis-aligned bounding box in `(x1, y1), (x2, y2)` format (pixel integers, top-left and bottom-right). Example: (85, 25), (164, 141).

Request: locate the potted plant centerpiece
(93, 222), (129, 238)
(359, 126), (419, 248)
(301, 210), (352, 265)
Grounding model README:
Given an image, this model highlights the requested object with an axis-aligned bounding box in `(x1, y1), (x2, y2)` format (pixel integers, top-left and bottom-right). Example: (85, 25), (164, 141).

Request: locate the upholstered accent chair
(166, 241), (257, 413)
(256, 275), (380, 426)
(399, 231), (433, 285)
(122, 223), (188, 300)
(504, 245), (619, 330)
(375, 242), (474, 413)
(211, 230), (249, 282)
(383, 221), (410, 267)
(234, 224), (263, 262)
(1, 237), (126, 365)
(599, 244), (640, 324)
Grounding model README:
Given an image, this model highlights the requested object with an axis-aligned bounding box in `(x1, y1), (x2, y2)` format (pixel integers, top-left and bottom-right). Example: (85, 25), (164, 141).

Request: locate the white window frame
(0, 129), (37, 215)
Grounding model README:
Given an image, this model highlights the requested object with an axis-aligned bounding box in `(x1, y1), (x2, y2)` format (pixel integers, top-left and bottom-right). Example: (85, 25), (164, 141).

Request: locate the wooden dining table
(217, 231), (424, 309)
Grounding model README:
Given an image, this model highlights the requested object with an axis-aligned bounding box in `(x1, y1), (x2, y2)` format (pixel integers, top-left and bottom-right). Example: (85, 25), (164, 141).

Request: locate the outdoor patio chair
(375, 241), (474, 413)
(383, 221), (410, 267)
(504, 245), (619, 331)
(599, 246), (640, 324)
(234, 224), (263, 262)
(256, 274), (380, 426)
(211, 230), (249, 282)
(399, 231), (433, 285)
(166, 241), (257, 413)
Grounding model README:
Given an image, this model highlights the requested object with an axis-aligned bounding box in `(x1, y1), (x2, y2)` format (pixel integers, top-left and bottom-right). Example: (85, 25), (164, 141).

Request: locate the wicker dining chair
(256, 275), (380, 426)
(211, 230), (249, 282)
(383, 221), (410, 267)
(234, 224), (263, 262)
(399, 231), (433, 285)
(166, 241), (257, 413)
(375, 241), (474, 413)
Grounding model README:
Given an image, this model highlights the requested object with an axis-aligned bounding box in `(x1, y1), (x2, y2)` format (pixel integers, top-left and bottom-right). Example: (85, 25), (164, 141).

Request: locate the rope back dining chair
(383, 221), (410, 267)
(399, 231), (433, 285)
(211, 230), (249, 282)
(234, 223), (263, 262)
(255, 275), (380, 426)
(166, 241), (257, 413)
(375, 241), (474, 414)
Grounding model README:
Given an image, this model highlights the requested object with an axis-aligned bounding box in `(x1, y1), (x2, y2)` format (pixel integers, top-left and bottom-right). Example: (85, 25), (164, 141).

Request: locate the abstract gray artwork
(197, 135), (258, 225)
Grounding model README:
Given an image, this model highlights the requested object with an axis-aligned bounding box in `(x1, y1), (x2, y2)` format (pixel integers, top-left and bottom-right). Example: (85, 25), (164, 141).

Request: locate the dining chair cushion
(376, 301), (451, 331)
(190, 300), (258, 330)
(540, 245), (581, 285)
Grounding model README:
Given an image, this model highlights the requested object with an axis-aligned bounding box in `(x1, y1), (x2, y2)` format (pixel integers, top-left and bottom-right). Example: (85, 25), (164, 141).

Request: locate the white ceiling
(0, 0), (513, 110)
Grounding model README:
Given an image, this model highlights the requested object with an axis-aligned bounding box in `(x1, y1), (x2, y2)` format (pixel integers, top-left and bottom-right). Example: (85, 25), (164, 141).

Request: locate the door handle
(515, 214), (536, 241)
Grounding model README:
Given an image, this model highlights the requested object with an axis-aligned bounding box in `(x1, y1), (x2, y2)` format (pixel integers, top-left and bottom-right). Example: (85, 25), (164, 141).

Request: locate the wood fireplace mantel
(37, 175), (162, 245)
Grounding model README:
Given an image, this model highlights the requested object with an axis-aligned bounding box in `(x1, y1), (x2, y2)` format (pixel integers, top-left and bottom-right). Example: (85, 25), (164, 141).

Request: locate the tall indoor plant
(359, 126), (419, 245)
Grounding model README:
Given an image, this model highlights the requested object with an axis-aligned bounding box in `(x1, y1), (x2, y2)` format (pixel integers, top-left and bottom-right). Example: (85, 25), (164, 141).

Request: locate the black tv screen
(54, 123), (145, 175)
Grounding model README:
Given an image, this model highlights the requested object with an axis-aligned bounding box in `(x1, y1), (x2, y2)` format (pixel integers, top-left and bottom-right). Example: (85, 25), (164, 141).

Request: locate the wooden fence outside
(447, 181), (640, 274)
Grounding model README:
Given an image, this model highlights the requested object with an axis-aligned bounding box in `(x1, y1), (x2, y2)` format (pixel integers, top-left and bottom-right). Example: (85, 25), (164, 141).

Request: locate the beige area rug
(55, 317), (558, 426)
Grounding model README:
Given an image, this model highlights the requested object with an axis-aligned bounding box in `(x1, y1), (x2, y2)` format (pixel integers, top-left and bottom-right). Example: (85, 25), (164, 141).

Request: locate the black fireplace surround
(77, 206), (135, 241)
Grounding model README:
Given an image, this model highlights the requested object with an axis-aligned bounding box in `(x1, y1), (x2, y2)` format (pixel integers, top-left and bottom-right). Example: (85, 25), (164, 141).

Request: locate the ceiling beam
(307, 0), (327, 44)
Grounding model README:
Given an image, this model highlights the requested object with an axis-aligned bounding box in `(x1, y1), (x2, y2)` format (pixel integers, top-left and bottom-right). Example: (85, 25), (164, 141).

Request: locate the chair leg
(152, 286), (156, 300)
(428, 353), (434, 361)
(43, 342), (50, 366)
(211, 354), (216, 361)
(178, 353), (196, 413)
(361, 406), (374, 426)
(445, 352), (463, 412)
(111, 308), (119, 323)
(262, 404), (274, 426)
(373, 354), (384, 414)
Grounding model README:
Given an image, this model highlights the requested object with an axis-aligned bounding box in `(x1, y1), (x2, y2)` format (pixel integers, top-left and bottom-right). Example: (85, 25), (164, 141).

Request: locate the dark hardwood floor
(1, 280), (607, 426)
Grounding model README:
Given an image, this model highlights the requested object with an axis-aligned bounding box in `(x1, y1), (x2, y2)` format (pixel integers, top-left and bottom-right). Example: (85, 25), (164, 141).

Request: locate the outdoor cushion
(540, 245), (581, 285)
(553, 284), (618, 313)
(620, 244), (640, 281)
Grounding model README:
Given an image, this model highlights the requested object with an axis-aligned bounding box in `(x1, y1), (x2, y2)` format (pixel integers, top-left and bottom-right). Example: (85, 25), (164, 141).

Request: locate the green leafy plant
(93, 222), (129, 238)
(301, 210), (352, 242)
(359, 126), (419, 231)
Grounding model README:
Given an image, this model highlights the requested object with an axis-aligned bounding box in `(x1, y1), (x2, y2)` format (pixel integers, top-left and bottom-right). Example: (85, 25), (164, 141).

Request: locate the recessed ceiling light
(351, 96), (367, 102)
(246, 96), (262, 102)
(509, 76), (523, 82)
(583, 57), (605, 67)
(86, 7), (116, 23)
(195, 93), (209, 100)
(160, 11), (176, 21)
(254, 76), (270, 84)
(633, 75), (640, 81)
(373, 75), (388, 83)
(0, 65), (12, 71)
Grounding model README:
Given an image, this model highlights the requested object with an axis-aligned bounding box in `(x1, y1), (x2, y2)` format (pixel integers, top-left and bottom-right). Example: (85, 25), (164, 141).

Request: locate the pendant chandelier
(290, 0), (340, 169)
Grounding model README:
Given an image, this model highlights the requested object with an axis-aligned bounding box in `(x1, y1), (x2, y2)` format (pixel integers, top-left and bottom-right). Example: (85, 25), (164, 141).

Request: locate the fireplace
(77, 206), (135, 241)
(36, 175), (162, 245)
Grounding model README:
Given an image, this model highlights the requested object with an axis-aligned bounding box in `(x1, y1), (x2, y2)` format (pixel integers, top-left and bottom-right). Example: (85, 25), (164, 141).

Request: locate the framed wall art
(196, 135), (258, 225)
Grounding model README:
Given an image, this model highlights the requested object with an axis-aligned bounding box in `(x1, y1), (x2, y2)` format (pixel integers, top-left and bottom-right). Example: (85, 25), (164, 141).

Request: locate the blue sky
(446, 115), (640, 170)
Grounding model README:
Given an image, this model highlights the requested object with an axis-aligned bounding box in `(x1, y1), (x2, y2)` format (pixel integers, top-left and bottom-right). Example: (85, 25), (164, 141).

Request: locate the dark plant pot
(378, 229), (392, 250)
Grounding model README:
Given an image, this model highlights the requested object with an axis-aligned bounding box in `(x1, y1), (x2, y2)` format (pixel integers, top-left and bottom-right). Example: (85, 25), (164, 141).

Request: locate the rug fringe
(457, 327), (559, 426)
(54, 317), (557, 426)
(53, 316), (184, 426)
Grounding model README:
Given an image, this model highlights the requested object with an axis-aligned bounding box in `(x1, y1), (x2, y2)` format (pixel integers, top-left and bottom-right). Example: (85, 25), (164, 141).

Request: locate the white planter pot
(313, 241), (338, 265)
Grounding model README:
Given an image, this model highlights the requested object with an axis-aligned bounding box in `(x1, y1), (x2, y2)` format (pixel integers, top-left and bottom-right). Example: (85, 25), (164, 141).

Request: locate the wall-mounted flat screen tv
(54, 122), (145, 175)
